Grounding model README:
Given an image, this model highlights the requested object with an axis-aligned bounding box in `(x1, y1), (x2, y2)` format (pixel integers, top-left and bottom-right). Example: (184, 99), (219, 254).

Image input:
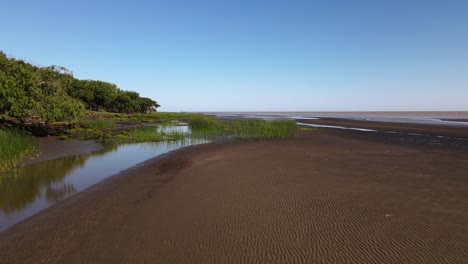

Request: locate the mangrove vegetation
(0, 51), (160, 123)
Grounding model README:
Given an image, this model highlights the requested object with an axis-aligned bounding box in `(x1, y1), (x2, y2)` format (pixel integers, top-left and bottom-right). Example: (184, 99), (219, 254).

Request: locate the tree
(138, 97), (160, 113)
(0, 52), (85, 121)
(112, 91), (138, 113)
(1, 51), (160, 120)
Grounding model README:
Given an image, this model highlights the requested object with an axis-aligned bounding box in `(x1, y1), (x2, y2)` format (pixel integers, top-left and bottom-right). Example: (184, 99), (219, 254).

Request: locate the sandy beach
(1, 126), (468, 263)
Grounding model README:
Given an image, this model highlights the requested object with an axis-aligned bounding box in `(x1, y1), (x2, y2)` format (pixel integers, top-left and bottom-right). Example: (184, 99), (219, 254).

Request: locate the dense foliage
(67, 79), (160, 113)
(0, 53), (85, 121)
(0, 51), (160, 122)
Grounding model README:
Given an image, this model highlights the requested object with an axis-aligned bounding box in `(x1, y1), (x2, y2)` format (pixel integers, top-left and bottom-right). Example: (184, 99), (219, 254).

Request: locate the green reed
(0, 129), (37, 172)
(118, 127), (186, 142)
(189, 117), (298, 141)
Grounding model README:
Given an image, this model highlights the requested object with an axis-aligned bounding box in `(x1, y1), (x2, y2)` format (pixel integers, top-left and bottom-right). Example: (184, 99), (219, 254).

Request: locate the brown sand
(1, 130), (468, 263)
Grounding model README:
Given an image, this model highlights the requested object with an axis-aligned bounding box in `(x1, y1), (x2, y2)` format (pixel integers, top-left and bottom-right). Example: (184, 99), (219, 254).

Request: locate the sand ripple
(1, 131), (467, 263)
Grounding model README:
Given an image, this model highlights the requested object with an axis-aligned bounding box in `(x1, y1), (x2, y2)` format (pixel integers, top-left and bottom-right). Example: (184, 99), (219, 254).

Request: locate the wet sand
(1, 128), (468, 263)
(299, 118), (468, 138)
(23, 137), (103, 165)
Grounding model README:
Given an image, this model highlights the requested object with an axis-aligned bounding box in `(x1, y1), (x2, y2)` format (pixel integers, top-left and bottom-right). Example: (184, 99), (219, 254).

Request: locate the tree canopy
(0, 51), (160, 122)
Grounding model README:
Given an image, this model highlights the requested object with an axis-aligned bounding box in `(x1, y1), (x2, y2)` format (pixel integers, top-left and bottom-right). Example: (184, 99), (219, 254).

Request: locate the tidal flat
(1, 115), (468, 263)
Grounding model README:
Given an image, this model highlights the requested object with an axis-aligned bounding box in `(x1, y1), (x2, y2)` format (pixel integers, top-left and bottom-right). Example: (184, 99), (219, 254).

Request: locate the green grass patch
(59, 119), (115, 140)
(64, 128), (104, 140)
(145, 112), (205, 120)
(121, 127), (186, 142)
(89, 111), (205, 123)
(79, 119), (116, 129)
(190, 117), (298, 141)
(0, 129), (37, 172)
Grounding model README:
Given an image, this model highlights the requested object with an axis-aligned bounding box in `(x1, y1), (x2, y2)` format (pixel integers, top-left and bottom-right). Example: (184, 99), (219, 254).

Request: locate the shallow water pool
(0, 135), (206, 232)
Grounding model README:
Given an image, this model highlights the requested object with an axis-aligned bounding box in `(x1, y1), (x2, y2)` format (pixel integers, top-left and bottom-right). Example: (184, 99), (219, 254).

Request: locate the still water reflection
(0, 138), (206, 231)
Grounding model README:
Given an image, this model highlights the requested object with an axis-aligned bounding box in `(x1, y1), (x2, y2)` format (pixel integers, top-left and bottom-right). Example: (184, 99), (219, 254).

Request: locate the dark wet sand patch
(298, 118), (468, 138)
(1, 130), (468, 263)
(440, 118), (468, 123)
(22, 137), (102, 165)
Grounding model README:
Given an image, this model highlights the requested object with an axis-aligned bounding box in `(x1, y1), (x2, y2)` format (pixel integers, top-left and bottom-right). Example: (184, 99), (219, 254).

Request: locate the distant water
(206, 111), (468, 127)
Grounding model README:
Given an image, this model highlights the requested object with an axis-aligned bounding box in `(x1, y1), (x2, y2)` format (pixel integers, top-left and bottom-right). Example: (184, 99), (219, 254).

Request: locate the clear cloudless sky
(1, 0), (467, 111)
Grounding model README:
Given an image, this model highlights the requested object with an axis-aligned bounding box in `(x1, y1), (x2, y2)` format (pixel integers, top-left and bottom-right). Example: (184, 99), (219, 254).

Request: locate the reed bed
(118, 127), (186, 142)
(189, 117), (298, 141)
(0, 129), (36, 172)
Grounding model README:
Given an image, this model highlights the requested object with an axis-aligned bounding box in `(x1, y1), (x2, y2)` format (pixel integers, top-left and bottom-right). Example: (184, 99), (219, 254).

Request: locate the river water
(0, 126), (206, 232)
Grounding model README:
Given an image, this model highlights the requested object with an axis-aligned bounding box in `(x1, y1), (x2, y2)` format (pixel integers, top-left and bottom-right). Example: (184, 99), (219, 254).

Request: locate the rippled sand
(1, 129), (467, 263)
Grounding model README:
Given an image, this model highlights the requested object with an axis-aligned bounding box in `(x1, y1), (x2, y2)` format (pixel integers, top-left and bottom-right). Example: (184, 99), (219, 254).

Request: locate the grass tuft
(189, 117), (298, 141)
(0, 129), (37, 172)
(122, 127), (186, 142)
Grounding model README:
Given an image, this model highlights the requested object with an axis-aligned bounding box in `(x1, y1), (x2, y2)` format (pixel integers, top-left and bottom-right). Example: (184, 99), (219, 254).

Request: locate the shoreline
(20, 116), (468, 167)
(1, 126), (467, 263)
(298, 118), (468, 138)
(22, 137), (104, 166)
(4, 118), (467, 226)
(297, 118), (468, 152)
(211, 111), (468, 128)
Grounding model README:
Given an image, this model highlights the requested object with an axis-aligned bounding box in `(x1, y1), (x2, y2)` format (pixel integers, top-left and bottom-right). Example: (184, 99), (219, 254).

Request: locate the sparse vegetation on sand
(79, 119), (116, 130)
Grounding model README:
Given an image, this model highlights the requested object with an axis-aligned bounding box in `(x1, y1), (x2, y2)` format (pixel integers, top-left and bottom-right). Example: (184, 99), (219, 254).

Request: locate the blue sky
(1, 0), (467, 111)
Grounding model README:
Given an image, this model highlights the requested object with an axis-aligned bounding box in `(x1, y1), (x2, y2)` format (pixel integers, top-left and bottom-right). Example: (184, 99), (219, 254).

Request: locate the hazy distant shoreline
(204, 111), (468, 127)
(204, 111), (468, 117)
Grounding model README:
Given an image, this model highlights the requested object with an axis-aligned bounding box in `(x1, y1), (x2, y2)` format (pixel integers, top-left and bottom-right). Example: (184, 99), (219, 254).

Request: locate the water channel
(0, 125), (206, 231)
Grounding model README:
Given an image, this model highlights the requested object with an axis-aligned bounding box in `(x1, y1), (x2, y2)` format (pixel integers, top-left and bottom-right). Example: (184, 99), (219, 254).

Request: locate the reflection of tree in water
(0, 141), (119, 214)
(45, 183), (76, 202)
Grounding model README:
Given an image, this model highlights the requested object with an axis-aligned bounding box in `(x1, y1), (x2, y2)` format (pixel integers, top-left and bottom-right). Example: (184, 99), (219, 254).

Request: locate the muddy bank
(22, 137), (103, 165)
(297, 118), (468, 151)
(441, 118), (468, 123)
(1, 129), (467, 263)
